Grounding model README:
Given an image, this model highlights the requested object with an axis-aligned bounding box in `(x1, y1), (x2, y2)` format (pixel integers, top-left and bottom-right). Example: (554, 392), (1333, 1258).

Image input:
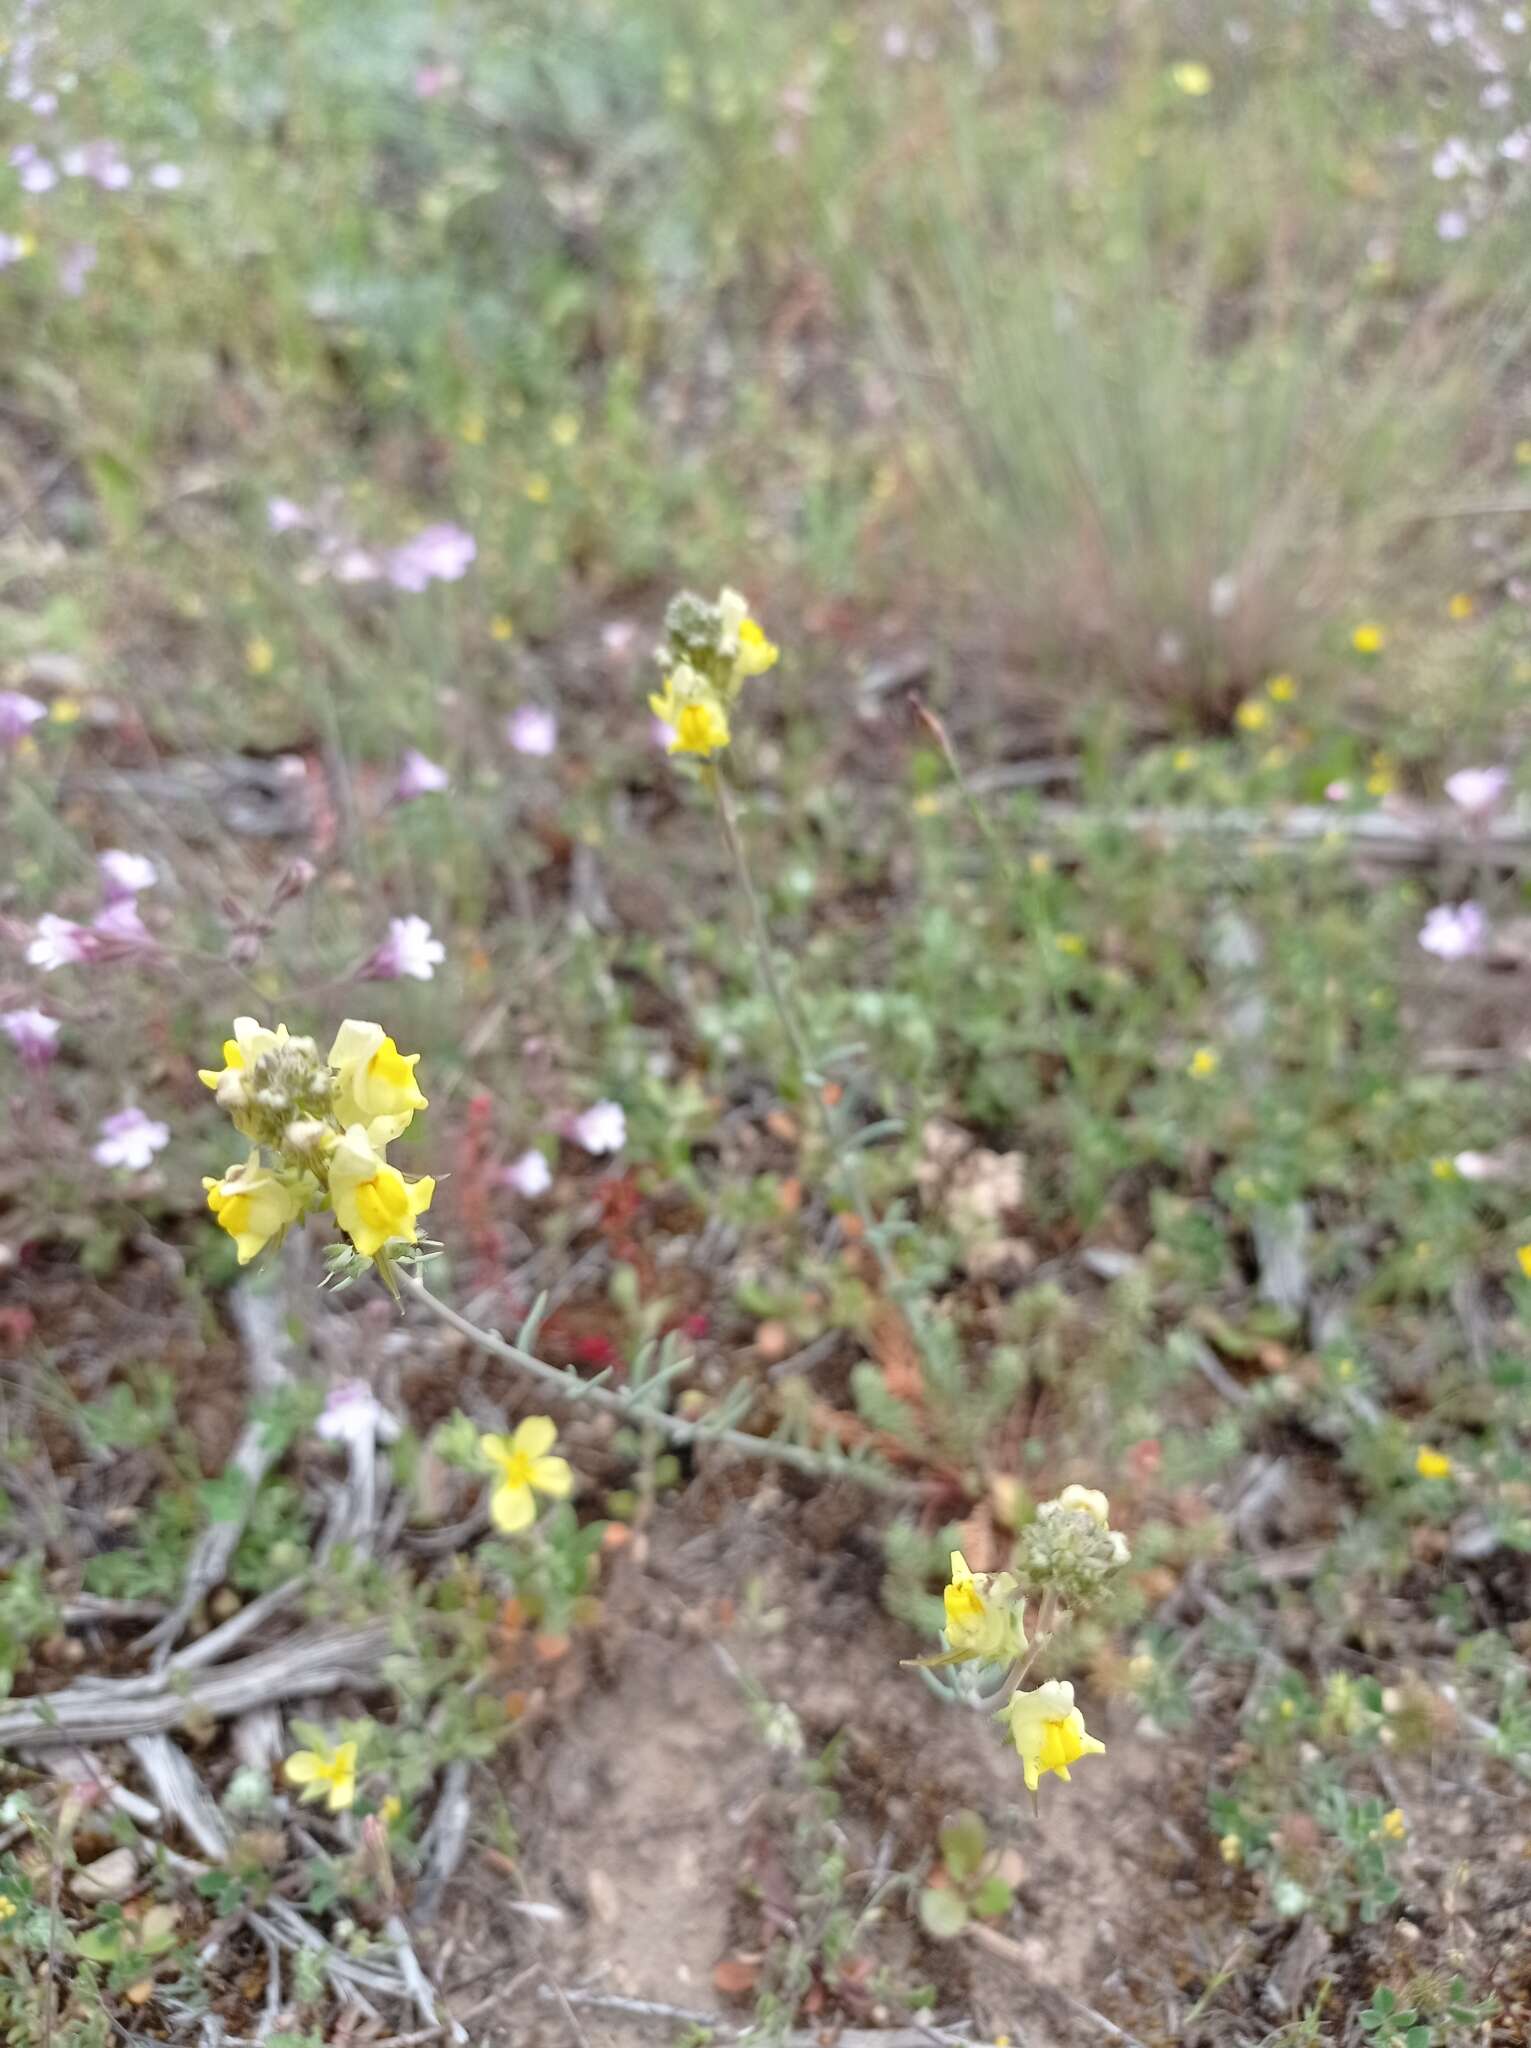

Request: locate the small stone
(70, 1848), (138, 1902)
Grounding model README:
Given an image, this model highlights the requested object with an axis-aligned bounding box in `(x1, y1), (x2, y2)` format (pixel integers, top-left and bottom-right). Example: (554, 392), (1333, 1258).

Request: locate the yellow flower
(942, 1551), (1026, 1664)
(481, 1416), (574, 1533)
(1351, 623), (1386, 655)
(1052, 1485), (1110, 1526)
(1189, 1047), (1219, 1079)
(1431, 1157), (1457, 1181)
(523, 472), (551, 504)
(1003, 1680), (1105, 1794)
(913, 792), (941, 818)
(1219, 1832), (1243, 1866)
(1516, 1243), (1531, 1280)
(549, 411), (580, 448)
(1381, 1807), (1407, 1840)
(1365, 767), (1395, 798)
(245, 635), (275, 677)
(1266, 674), (1297, 702)
(1517, 440), (1531, 468)
(1415, 1446), (1452, 1481)
(1235, 700), (1269, 732)
(0, 1894), (16, 1921)
(198, 1016), (287, 1093)
(1170, 60), (1213, 95)
(328, 1020), (428, 1143)
(650, 666), (731, 757)
(718, 588), (779, 683)
(284, 1738), (358, 1812)
(328, 1124), (435, 1261)
(1056, 932), (1085, 956)
(490, 614), (515, 641)
(204, 1154), (311, 1265)
(458, 409), (486, 446)
(1448, 592), (1475, 621)
(381, 1794), (403, 1825)
(49, 696), (81, 724)
(1172, 748), (1198, 773)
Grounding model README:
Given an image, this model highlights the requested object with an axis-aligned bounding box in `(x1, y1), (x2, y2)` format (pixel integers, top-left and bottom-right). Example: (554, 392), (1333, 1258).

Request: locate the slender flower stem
(398, 1271), (920, 1499)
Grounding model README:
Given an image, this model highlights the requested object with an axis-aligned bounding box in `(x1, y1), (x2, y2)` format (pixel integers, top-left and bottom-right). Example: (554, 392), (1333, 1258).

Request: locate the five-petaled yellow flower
(1003, 1680), (1105, 1794)
(1235, 700), (1269, 732)
(328, 1124), (435, 1261)
(943, 1551), (1026, 1664)
(284, 1738), (358, 1812)
(481, 1416), (574, 1532)
(1351, 623), (1386, 655)
(1189, 1047), (1219, 1079)
(1415, 1446), (1452, 1481)
(1448, 593), (1475, 621)
(1381, 1807), (1407, 1839)
(328, 1019), (428, 1144)
(204, 1154), (312, 1264)
(1516, 1243), (1531, 1280)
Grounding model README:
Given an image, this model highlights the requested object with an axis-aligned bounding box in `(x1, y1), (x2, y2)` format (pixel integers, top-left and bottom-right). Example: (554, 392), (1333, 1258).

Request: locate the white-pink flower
(368, 914), (445, 983)
(267, 496), (310, 534)
(1453, 1150), (1501, 1181)
(2, 1007), (60, 1069)
(571, 1100), (626, 1156)
(1324, 779), (1352, 803)
(506, 704), (557, 757)
(1444, 765), (1509, 818)
(1419, 901), (1488, 961)
(98, 849), (157, 899)
(92, 898), (151, 948)
(0, 690), (46, 744)
(58, 240), (96, 297)
(27, 913), (94, 971)
(504, 1148), (552, 1198)
(385, 523), (476, 592)
(316, 1380), (396, 1446)
(395, 748), (450, 800)
(93, 1106), (169, 1172)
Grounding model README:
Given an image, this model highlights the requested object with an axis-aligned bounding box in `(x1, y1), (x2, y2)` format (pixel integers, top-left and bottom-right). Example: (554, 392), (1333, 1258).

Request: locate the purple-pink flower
(62, 140), (131, 190)
(395, 748), (450, 800)
(1419, 901), (1488, 961)
(506, 705), (557, 757)
(1444, 765), (1509, 818)
(58, 241), (96, 297)
(385, 523), (476, 593)
(27, 913), (94, 971)
(91, 898), (151, 948)
(571, 1100), (626, 1156)
(2, 1007), (59, 1070)
(504, 1148), (553, 1198)
(367, 914), (445, 983)
(98, 849), (157, 900)
(267, 496), (310, 534)
(93, 1106), (169, 1172)
(0, 690), (46, 744)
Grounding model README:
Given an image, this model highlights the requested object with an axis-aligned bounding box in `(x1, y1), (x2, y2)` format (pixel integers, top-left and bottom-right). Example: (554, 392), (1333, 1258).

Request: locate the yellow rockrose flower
(328, 1019), (428, 1143)
(1003, 1679), (1105, 1794)
(481, 1416), (574, 1533)
(328, 1124), (435, 1261)
(1415, 1445), (1452, 1480)
(203, 1154), (311, 1264)
(943, 1551), (1026, 1664)
(284, 1737), (358, 1812)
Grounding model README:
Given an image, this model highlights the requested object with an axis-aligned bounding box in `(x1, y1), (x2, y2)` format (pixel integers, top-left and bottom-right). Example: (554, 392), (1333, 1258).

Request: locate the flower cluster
(648, 586), (778, 758)
(912, 1486), (1129, 1798)
(200, 1017), (435, 1286)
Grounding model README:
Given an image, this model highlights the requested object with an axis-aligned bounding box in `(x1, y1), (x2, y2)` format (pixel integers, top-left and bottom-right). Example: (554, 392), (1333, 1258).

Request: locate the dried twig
(1025, 799), (1531, 867)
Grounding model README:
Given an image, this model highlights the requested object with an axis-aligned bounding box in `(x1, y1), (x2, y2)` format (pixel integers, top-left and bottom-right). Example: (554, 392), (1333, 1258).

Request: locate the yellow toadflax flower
(481, 1416), (574, 1533)
(1003, 1679), (1105, 1794)
(649, 663), (731, 758)
(328, 1124), (435, 1261)
(328, 1019), (428, 1143)
(284, 1737), (358, 1812)
(943, 1551), (1026, 1664)
(719, 588), (780, 683)
(198, 1016), (289, 1095)
(1415, 1445), (1452, 1480)
(204, 1154), (312, 1264)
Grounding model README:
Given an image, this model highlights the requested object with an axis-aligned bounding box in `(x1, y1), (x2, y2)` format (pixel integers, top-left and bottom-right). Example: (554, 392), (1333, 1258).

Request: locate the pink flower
(267, 496), (310, 534)
(18, 156), (56, 192)
(0, 690), (46, 744)
(571, 1100), (626, 1156)
(98, 849), (157, 899)
(412, 63), (458, 98)
(601, 619), (639, 659)
(316, 1380), (396, 1446)
(385, 523), (476, 592)
(62, 140), (131, 189)
(1324, 780), (1352, 803)
(1453, 1150), (1501, 1181)
(367, 914), (445, 982)
(1419, 902), (1488, 961)
(504, 1148), (552, 1198)
(395, 748), (450, 800)
(506, 705), (557, 757)
(92, 1106), (169, 1172)
(650, 715), (677, 751)
(2, 1007), (60, 1069)
(58, 240), (96, 297)
(27, 913), (94, 971)
(91, 898), (151, 948)
(1444, 765), (1509, 818)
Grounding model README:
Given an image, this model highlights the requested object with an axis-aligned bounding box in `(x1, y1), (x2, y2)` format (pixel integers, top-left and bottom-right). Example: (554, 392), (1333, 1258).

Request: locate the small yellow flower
(1380, 1807), (1407, 1840)
(1266, 674), (1297, 702)
(1052, 1485), (1110, 1525)
(1365, 769), (1395, 798)
(943, 1551), (1026, 1664)
(1415, 1446), (1452, 1481)
(458, 410), (486, 446)
(0, 1894), (16, 1921)
(284, 1738), (358, 1812)
(1170, 60), (1213, 95)
(1517, 440), (1531, 467)
(1279, 1698), (1297, 1719)
(1056, 932), (1085, 956)
(913, 792), (941, 818)
(1448, 592), (1475, 621)
(649, 667), (731, 757)
(1219, 1832), (1243, 1866)
(328, 1020), (428, 1144)
(1351, 623), (1386, 655)
(328, 1124), (435, 1261)
(718, 588), (779, 684)
(1431, 1157), (1457, 1181)
(549, 411), (580, 448)
(1189, 1047), (1219, 1079)
(245, 635), (275, 677)
(490, 614), (516, 641)
(1028, 852), (1053, 876)
(1172, 747), (1198, 773)
(1004, 1680), (1105, 1794)
(380, 1794), (403, 1825)
(49, 696), (81, 724)
(1516, 1243), (1531, 1280)
(523, 472), (551, 504)
(481, 1416), (574, 1533)
(204, 1154), (311, 1265)
(1235, 699), (1269, 732)
(198, 1016), (287, 1092)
